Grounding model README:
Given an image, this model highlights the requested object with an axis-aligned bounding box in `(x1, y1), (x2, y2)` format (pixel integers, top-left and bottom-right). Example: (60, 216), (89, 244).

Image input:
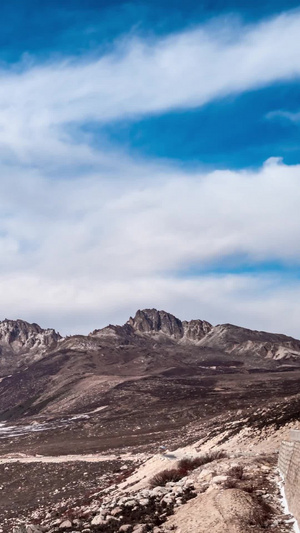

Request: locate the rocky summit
(126, 309), (212, 342)
(0, 319), (61, 375)
(0, 309), (300, 532)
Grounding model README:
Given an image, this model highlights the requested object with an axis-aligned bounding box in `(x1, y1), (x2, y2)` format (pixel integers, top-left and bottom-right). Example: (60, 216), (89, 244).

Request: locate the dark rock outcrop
(127, 309), (184, 338)
(127, 309), (212, 343)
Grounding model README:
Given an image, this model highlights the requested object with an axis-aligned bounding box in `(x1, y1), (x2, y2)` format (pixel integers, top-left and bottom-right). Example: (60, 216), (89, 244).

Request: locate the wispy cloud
(1, 10), (300, 162)
(267, 109), (300, 122)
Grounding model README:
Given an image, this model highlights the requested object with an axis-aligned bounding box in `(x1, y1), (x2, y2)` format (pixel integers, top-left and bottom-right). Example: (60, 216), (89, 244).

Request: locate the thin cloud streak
(0, 10), (300, 160)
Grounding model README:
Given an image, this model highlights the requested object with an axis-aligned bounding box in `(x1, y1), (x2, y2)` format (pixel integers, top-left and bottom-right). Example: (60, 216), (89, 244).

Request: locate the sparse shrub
(242, 482), (256, 493)
(205, 450), (227, 461)
(149, 467), (186, 487)
(150, 450), (229, 487)
(227, 465), (244, 480)
(177, 450), (228, 474)
(177, 457), (206, 473)
(223, 477), (238, 489)
(249, 497), (274, 528)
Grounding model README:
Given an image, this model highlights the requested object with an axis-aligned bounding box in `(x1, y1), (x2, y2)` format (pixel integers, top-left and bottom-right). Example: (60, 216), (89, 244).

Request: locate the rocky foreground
(6, 431), (299, 533)
(0, 309), (299, 532)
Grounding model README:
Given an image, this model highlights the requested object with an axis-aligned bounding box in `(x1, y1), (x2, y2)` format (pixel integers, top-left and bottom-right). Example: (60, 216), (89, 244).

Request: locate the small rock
(197, 469), (213, 482)
(151, 487), (168, 496)
(138, 498), (150, 506)
(183, 479), (194, 487)
(91, 515), (107, 526)
(211, 475), (228, 484)
(119, 525), (132, 532)
(111, 506), (122, 516)
(261, 466), (270, 472)
(124, 499), (137, 507)
(50, 519), (62, 527)
(172, 486), (183, 495)
(162, 495), (174, 504)
(133, 525), (147, 533)
(59, 520), (72, 529)
(106, 514), (118, 523)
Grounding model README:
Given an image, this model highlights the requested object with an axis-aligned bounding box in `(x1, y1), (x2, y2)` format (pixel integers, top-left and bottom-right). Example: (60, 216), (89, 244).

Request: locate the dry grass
(227, 465), (244, 480)
(150, 450), (228, 487)
(177, 450), (227, 473)
(149, 468), (186, 487)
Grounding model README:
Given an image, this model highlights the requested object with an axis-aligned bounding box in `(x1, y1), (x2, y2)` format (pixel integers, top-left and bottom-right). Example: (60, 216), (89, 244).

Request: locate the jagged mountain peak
(0, 318), (61, 345)
(89, 308), (212, 344)
(127, 308), (213, 342)
(127, 308), (183, 338)
(0, 318), (62, 375)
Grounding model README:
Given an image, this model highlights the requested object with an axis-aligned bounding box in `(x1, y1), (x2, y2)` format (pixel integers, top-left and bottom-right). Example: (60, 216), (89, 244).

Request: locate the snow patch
(277, 470), (300, 533)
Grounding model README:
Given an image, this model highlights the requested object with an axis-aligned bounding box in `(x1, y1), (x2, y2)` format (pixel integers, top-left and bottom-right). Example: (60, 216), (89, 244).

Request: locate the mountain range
(0, 308), (300, 427)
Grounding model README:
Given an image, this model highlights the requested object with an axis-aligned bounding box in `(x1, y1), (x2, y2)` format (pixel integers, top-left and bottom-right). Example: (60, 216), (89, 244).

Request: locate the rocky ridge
(125, 309), (212, 343)
(0, 319), (61, 375)
(1, 308), (300, 421)
(91, 308), (300, 360)
(198, 323), (300, 360)
(2, 309), (300, 379)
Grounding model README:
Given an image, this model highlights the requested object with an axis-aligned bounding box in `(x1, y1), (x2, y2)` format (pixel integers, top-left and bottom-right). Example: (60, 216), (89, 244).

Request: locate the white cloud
(0, 9), (300, 163)
(0, 156), (299, 336)
(0, 272), (300, 339)
(0, 11), (299, 335)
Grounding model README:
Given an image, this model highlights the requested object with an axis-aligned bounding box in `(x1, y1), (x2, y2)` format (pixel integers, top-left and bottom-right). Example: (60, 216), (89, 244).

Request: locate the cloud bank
(1, 156), (300, 336)
(0, 10), (300, 336)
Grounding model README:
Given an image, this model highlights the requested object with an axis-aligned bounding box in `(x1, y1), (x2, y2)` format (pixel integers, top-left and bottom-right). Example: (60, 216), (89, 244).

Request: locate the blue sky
(98, 83), (300, 169)
(1, 0), (300, 63)
(0, 1), (300, 336)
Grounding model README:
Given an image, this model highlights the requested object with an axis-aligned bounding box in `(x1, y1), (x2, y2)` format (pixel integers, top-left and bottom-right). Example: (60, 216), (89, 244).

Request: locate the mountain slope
(198, 323), (300, 361)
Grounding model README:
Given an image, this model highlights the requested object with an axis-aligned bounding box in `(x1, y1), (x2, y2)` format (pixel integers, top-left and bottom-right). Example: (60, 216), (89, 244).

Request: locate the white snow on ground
(0, 406), (108, 438)
(278, 470), (300, 533)
(0, 420), (68, 438)
(0, 409), (108, 438)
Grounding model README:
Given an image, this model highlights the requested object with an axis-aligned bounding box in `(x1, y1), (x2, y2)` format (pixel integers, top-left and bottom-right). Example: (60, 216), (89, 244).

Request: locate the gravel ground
(0, 458), (134, 531)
